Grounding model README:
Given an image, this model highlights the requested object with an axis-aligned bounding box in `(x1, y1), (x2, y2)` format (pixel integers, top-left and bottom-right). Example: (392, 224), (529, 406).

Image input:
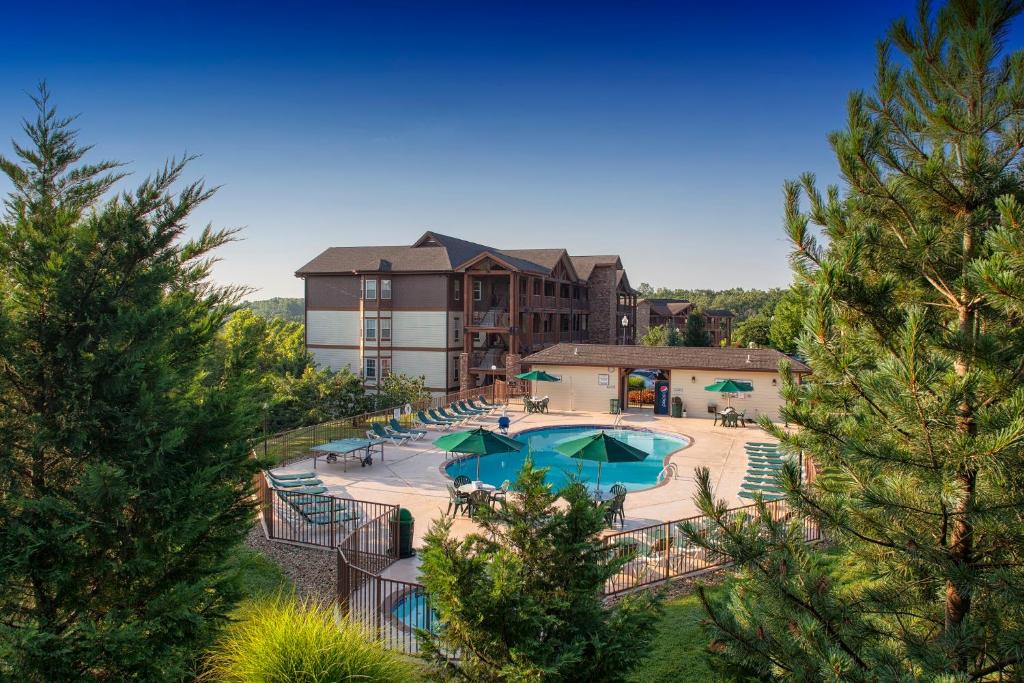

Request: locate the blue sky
(0, 1), (974, 297)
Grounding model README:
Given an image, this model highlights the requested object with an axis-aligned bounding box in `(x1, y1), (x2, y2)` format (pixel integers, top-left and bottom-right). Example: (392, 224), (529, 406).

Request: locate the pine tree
(682, 2), (1024, 678)
(683, 311), (710, 346)
(418, 461), (661, 681)
(0, 87), (262, 679)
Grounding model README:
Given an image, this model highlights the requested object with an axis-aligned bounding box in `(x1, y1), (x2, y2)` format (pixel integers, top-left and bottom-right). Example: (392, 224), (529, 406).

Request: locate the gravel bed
(245, 525), (336, 605)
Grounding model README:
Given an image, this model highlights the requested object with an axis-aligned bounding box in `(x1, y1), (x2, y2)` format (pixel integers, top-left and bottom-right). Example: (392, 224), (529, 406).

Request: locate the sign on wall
(597, 373), (609, 386)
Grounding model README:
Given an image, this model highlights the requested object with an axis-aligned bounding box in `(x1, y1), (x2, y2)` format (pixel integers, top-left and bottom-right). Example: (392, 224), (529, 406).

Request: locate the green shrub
(203, 598), (418, 682)
(627, 374), (646, 389)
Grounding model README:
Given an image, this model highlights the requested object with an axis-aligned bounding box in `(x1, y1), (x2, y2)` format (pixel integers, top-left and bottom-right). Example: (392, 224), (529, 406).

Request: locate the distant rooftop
(521, 343), (810, 373)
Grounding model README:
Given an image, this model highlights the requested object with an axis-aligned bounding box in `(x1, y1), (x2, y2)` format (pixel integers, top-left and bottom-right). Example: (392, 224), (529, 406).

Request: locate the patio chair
(610, 483), (627, 498)
(367, 422), (410, 446)
(468, 488), (493, 516)
(538, 397), (550, 413)
(389, 418), (427, 440)
(524, 397), (537, 414)
(446, 484), (470, 516)
(490, 480), (511, 507)
(604, 492), (626, 528)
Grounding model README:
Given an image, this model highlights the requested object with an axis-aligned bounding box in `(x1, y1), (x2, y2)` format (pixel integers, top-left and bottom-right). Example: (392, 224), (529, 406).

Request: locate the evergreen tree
(683, 312), (710, 346)
(683, 2), (1024, 678)
(0, 87), (262, 679)
(418, 461), (661, 681)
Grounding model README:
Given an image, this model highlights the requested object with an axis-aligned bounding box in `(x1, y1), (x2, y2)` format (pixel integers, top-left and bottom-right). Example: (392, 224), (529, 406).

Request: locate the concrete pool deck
(270, 408), (773, 562)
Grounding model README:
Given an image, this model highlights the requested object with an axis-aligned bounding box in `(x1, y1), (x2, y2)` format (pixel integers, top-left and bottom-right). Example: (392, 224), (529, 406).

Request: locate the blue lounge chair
(479, 394), (503, 408)
(437, 407), (467, 423)
(417, 410), (453, 430)
(389, 418), (427, 440)
(269, 475), (321, 489)
(450, 403), (480, 417)
(268, 470), (316, 480)
(459, 400), (486, 415)
(368, 422), (410, 446)
(429, 408), (462, 425)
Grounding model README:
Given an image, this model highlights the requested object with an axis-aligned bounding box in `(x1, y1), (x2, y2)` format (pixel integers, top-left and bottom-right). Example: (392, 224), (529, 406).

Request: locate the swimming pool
(443, 425), (689, 492)
(391, 590), (437, 631)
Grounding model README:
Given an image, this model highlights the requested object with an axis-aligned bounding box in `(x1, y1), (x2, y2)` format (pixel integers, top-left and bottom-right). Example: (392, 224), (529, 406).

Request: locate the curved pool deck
(271, 409), (761, 557)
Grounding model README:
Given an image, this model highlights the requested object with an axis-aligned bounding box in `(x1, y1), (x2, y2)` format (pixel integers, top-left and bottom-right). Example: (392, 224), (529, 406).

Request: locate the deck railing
(335, 495), (822, 654)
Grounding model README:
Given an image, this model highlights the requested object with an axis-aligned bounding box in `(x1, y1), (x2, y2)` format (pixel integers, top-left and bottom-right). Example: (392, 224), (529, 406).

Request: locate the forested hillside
(240, 297), (304, 322)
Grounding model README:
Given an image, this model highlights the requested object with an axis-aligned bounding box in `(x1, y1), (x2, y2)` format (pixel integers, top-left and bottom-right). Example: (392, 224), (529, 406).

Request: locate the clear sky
(0, 1), (970, 297)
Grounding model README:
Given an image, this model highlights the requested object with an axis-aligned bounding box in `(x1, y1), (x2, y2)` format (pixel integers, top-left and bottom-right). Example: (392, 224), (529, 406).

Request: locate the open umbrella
(554, 431), (648, 492)
(433, 427), (525, 480)
(515, 370), (561, 382)
(704, 379), (753, 408)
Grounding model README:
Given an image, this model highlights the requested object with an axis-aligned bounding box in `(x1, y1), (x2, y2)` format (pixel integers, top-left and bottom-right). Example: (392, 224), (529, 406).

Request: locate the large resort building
(296, 232), (638, 395)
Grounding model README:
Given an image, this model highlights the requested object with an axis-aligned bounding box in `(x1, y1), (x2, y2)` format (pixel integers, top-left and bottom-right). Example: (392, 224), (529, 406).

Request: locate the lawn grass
(225, 544), (292, 599)
(627, 586), (723, 683)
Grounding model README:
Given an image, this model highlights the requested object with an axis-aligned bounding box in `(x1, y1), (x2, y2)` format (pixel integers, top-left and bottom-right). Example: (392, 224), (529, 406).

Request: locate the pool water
(392, 591), (437, 631)
(443, 425), (689, 492)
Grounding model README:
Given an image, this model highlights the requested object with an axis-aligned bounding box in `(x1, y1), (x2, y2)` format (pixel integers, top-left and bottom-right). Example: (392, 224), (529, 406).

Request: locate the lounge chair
(278, 485), (328, 497)
(446, 484), (470, 516)
(368, 422), (410, 446)
(438, 407), (468, 423)
(451, 402), (482, 417)
(738, 490), (783, 501)
(417, 411), (453, 430)
(458, 400), (487, 415)
(467, 399), (493, 413)
(268, 475), (321, 489)
(389, 418), (427, 440)
(479, 394), (503, 408)
(268, 470), (316, 480)
(304, 508), (363, 525)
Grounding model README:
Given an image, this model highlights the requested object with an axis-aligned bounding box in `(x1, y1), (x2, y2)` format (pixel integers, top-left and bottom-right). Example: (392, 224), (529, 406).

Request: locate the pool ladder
(656, 462), (678, 484)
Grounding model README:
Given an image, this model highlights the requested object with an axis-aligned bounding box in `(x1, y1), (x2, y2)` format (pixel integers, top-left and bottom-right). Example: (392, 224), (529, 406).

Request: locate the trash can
(391, 508), (415, 559)
(609, 398), (621, 414)
(671, 397), (683, 418)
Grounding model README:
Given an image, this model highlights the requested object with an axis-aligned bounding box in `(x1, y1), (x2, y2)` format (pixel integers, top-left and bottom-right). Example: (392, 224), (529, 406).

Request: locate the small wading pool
(443, 425), (689, 492)
(391, 591), (438, 631)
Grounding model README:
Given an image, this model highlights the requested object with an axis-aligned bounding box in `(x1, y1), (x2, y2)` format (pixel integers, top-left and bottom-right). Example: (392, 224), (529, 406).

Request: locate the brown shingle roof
(520, 343), (811, 373)
(569, 255), (621, 280)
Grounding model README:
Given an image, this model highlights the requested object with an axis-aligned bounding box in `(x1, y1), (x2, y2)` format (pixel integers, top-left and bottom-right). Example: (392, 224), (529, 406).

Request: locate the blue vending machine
(654, 380), (670, 415)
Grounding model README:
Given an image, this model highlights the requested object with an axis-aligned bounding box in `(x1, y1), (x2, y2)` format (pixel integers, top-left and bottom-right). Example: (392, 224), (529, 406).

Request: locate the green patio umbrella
(515, 369), (561, 382)
(433, 427), (526, 480)
(554, 431), (648, 492)
(704, 379), (753, 408)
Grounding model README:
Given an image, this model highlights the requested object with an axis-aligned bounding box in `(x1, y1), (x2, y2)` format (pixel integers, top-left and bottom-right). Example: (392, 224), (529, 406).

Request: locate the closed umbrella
(433, 427), (525, 480)
(554, 431), (648, 492)
(704, 379), (753, 408)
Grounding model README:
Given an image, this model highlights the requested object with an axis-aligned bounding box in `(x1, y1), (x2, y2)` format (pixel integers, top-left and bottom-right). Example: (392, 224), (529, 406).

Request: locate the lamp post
(621, 315), (629, 344)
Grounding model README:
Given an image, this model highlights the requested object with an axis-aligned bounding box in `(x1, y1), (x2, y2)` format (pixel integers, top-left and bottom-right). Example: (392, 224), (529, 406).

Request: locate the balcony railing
(470, 310), (510, 327)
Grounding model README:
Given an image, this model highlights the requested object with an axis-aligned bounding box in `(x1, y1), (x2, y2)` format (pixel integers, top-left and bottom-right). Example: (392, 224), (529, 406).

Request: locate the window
(560, 315), (569, 332)
(453, 357), (460, 383)
(380, 357), (391, 377)
(364, 318), (377, 340)
(380, 318), (391, 340)
(453, 280), (461, 301)
(381, 279), (391, 300)
(473, 280), (482, 301)
(453, 317), (460, 342)
(533, 279), (541, 295)
(364, 278), (377, 300)
(364, 357), (377, 379)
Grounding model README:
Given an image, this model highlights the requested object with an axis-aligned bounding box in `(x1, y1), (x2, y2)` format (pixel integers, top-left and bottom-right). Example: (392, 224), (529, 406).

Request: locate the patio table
(590, 489), (617, 503)
(458, 481), (497, 495)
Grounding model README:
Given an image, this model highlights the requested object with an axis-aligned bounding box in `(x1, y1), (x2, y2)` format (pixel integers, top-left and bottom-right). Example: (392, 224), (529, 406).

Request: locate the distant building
(295, 232), (638, 395)
(636, 299), (734, 346)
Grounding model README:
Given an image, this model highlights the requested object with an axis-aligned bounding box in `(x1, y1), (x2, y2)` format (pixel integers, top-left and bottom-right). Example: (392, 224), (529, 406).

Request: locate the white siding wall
(530, 365), (620, 413)
(306, 310), (360, 346)
(391, 350), (448, 389)
(310, 347), (361, 373)
(392, 311), (447, 347)
(530, 365), (789, 420)
(670, 370), (785, 421)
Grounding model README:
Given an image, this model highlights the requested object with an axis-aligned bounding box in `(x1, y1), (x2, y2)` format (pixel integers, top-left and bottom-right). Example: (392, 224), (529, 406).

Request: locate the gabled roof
(704, 308), (735, 318)
(520, 343), (811, 374)
(297, 231), (619, 283)
(569, 255), (621, 281)
(642, 298), (695, 317)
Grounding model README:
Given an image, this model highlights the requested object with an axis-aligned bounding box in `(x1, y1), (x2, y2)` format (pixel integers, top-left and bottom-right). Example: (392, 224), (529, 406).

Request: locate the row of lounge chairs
(738, 441), (787, 501)
(363, 396), (505, 444)
(265, 471), (363, 526)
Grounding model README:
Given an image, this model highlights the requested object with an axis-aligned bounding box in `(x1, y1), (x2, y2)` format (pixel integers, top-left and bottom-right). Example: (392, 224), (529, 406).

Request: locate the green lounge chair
(438, 407), (466, 422)
(458, 400), (486, 415)
(738, 490), (783, 501)
(278, 486), (328, 497)
(269, 476), (321, 489)
(368, 421), (410, 446)
(417, 411), (453, 430)
(468, 399), (492, 413)
(268, 470), (316, 480)
(305, 509), (363, 525)
(389, 418), (427, 439)
(479, 394), (501, 407)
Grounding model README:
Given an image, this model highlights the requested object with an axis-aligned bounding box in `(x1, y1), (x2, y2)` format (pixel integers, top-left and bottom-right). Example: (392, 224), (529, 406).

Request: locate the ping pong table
(310, 438), (384, 471)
